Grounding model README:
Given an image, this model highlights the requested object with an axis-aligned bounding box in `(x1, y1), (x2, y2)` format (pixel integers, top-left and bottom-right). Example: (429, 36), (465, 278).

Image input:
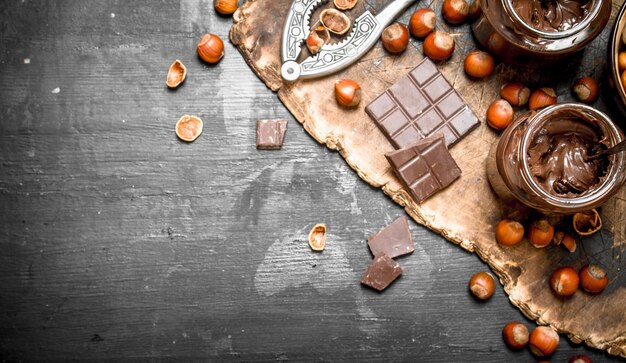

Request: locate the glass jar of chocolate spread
(487, 103), (626, 214)
(472, 0), (611, 64)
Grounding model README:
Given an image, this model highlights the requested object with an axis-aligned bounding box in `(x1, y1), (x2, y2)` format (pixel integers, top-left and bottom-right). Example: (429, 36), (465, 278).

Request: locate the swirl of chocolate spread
(527, 117), (606, 196)
(512, 0), (591, 32)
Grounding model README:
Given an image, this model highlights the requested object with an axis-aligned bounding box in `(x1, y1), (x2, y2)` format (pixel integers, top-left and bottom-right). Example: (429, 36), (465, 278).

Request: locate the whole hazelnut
(529, 326), (559, 357)
(197, 33), (225, 64)
(464, 50), (495, 78)
(502, 322), (529, 349)
(381, 23), (410, 54)
(334, 79), (361, 107)
(468, 271), (496, 300)
(572, 77), (599, 103)
(500, 82), (530, 106)
(528, 219), (554, 248)
(423, 31), (455, 61)
(487, 32), (507, 55)
(569, 354), (592, 363)
(579, 264), (608, 294)
(442, 0), (469, 25)
(528, 88), (557, 110)
(409, 8), (436, 38)
(467, 0), (482, 21)
(550, 266), (579, 297)
(214, 0), (238, 15)
(621, 70), (626, 88)
(495, 219), (524, 246)
(619, 51), (626, 72)
(486, 99), (514, 130)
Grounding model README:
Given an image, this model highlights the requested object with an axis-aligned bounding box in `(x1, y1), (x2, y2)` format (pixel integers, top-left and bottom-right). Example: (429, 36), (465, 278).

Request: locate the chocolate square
(360, 253), (403, 291)
(385, 133), (461, 203)
(365, 58), (479, 149)
(368, 216), (414, 258)
(256, 119), (287, 149)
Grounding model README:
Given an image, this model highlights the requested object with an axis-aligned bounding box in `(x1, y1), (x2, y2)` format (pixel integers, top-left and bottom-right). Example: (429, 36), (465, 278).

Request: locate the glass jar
(486, 103), (626, 214)
(472, 0), (611, 64)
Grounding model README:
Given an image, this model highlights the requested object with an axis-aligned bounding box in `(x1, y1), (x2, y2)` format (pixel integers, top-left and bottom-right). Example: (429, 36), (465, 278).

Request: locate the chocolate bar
(385, 133), (461, 203)
(360, 253), (403, 291)
(256, 119), (287, 149)
(368, 216), (414, 258)
(365, 57), (479, 149)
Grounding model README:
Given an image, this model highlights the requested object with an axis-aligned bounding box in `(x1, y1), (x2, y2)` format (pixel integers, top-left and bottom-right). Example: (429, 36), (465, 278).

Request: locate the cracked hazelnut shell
(334, 0), (357, 10)
(306, 25), (330, 54)
(320, 8), (351, 35)
(175, 115), (203, 142)
(166, 59), (187, 89)
(308, 223), (326, 251)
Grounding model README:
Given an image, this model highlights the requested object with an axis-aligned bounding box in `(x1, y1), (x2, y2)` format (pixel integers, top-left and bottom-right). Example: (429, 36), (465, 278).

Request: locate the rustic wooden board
(231, 0), (626, 357)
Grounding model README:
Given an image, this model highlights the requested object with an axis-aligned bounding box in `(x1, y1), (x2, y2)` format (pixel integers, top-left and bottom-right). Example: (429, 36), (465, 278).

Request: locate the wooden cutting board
(230, 0), (626, 357)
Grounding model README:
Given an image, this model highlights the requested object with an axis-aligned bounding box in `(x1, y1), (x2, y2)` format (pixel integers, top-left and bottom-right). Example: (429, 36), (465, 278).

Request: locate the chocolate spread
(512, 0), (590, 32)
(527, 117), (606, 196)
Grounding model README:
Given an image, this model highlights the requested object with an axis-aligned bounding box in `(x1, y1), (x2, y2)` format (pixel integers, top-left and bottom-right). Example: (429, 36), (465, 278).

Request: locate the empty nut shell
(306, 25), (331, 54)
(573, 209), (601, 236)
(166, 59), (187, 89)
(334, 0), (357, 10)
(175, 115), (203, 142)
(308, 223), (327, 251)
(320, 8), (351, 35)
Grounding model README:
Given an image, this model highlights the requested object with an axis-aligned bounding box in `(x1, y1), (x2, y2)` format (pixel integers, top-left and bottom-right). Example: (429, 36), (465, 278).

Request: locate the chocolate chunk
(385, 133), (461, 203)
(368, 216), (414, 258)
(256, 119), (287, 149)
(365, 57), (479, 149)
(360, 253), (403, 291)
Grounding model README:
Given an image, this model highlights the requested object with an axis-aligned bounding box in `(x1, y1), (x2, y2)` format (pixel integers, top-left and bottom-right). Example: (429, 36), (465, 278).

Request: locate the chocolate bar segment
(368, 216), (414, 258)
(256, 119), (287, 149)
(385, 133), (461, 203)
(360, 253), (403, 291)
(365, 58), (479, 149)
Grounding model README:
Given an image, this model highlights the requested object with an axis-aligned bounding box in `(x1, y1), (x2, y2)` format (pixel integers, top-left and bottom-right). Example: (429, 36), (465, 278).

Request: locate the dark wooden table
(0, 1), (622, 361)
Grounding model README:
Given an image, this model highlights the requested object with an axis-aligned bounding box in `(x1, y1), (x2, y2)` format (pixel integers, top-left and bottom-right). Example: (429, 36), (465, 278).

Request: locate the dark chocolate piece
(360, 253), (403, 291)
(385, 133), (461, 203)
(368, 216), (414, 258)
(365, 57), (479, 149)
(256, 119), (287, 149)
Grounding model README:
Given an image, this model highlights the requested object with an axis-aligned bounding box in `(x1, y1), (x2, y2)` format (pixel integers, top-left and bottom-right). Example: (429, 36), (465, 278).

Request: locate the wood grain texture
(0, 0), (623, 361)
(231, 0), (626, 357)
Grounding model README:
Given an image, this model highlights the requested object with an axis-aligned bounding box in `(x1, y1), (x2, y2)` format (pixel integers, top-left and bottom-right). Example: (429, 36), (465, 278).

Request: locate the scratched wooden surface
(0, 1), (623, 362)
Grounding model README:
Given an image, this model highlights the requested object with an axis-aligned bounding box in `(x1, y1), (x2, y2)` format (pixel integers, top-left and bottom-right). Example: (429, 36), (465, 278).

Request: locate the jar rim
(519, 103), (625, 210)
(503, 0), (602, 39)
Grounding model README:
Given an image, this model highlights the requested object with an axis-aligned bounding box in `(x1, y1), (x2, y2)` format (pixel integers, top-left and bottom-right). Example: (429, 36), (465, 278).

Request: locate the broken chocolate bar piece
(368, 216), (414, 258)
(385, 133), (461, 204)
(256, 119), (288, 149)
(365, 57), (479, 149)
(361, 253), (403, 291)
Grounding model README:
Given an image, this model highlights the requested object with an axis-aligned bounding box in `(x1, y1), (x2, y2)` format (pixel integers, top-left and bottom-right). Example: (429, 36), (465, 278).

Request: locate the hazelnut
(486, 32), (507, 56)
(569, 354), (592, 363)
(467, 0), (482, 21)
(166, 59), (187, 89)
(409, 8), (436, 38)
(502, 322), (529, 349)
(308, 223), (326, 251)
(572, 77), (599, 103)
(528, 219), (554, 248)
(550, 266), (579, 297)
(486, 99), (514, 130)
(621, 70), (626, 90)
(333, 0), (357, 10)
(500, 82), (530, 106)
(335, 79), (361, 107)
(529, 326), (559, 357)
(423, 31), (455, 61)
(320, 8), (351, 35)
(468, 271), (496, 300)
(528, 87), (557, 110)
(214, 0), (238, 15)
(197, 33), (225, 64)
(442, 0), (469, 25)
(306, 25), (330, 55)
(618, 51), (626, 72)
(464, 50), (495, 78)
(495, 219), (524, 246)
(579, 264), (608, 294)
(175, 115), (203, 142)
(381, 23), (409, 54)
